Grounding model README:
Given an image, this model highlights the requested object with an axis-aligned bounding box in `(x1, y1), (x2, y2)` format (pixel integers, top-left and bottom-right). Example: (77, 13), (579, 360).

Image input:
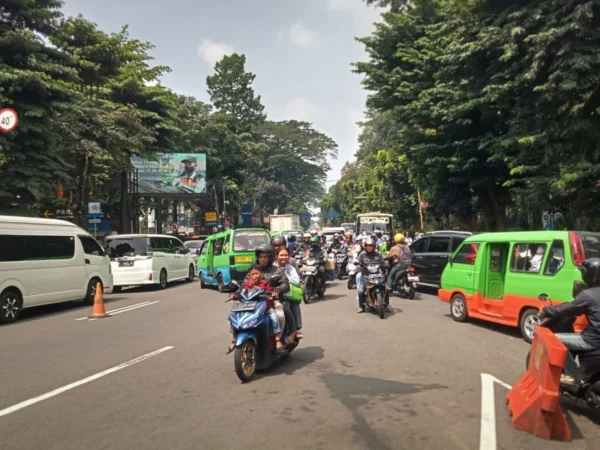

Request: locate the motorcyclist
(228, 245), (290, 353)
(356, 238), (389, 313)
(296, 232), (312, 256)
(287, 234), (297, 256)
(271, 236), (287, 258)
(329, 233), (343, 251)
(386, 233), (413, 293)
(305, 236), (327, 295)
(375, 230), (385, 246)
(344, 232), (354, 247)
(540, 258), (600, 384)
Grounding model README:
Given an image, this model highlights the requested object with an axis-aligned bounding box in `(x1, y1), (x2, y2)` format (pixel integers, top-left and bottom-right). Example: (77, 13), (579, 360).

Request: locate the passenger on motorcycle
(540, 258), (600, 384)
(227, 245), (290, 354)
(375, 230), (385, 246)
(306, 236), (327, 295)
(344, 232), (354, 246)
(356, 238), (390, 313)
(274, 246), (303, 341)
(386, 233), (413, 292)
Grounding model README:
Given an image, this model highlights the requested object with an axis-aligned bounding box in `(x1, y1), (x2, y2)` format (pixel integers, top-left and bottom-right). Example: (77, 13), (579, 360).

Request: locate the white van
(105, 234), (196, 292)
(0, 215), (113, 324)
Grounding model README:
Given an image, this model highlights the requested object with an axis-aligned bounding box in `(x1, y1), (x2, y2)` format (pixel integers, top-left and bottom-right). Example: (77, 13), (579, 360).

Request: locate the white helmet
(303, 232), (311, 239)
(310, 230), (318, 236)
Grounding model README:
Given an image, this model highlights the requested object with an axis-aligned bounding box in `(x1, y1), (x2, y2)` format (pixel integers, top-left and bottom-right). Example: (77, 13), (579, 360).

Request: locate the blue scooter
(228, 286), (299, 382)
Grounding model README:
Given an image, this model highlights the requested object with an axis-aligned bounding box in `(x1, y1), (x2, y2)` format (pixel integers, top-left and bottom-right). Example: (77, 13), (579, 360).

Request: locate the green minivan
(197, 226), (271, 292)
(438, 231), (600, 341)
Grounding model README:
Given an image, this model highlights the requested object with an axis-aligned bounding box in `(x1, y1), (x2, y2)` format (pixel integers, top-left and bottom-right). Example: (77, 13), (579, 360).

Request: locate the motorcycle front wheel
(376, 291), (385, 319)
(234, 340), (257, 383)
(347, 276), (354, 290)
(303, 277), (313, 304)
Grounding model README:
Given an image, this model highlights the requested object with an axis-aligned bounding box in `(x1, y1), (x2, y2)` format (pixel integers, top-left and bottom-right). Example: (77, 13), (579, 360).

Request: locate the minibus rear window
(106, 237), (150, 259)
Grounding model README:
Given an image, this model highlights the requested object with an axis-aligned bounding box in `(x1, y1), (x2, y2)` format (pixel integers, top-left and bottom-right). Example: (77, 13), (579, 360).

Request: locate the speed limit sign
(0, 108), (18, 133)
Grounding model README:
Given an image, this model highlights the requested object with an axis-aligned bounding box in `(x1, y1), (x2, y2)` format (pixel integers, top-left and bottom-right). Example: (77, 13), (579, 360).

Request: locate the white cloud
(289, 22), (318, 48)
(326, 0), (382, 35)
(197, 39), (235, 65)
(282, 97), (323, 122)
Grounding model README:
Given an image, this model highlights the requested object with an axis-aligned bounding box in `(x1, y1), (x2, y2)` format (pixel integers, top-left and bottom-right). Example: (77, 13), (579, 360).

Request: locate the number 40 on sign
(0, 108), (18, 133)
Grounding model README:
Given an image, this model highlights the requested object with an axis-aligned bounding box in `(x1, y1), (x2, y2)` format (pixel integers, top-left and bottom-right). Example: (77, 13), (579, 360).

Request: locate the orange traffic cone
(89, 281), (109, 318)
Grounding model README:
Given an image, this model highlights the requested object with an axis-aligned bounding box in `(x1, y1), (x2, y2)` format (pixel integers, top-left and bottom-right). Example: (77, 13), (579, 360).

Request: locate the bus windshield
(357, 216), (393, 234)
(233, 230), (270, 252)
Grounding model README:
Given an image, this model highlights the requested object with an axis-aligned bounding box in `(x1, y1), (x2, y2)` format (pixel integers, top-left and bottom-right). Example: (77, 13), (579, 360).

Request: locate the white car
(0, 215), (113, 324)
(106, 234), (195, 292)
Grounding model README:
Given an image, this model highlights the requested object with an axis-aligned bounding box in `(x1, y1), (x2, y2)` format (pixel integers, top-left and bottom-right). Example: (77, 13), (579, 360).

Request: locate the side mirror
(538, 294), (549, 302)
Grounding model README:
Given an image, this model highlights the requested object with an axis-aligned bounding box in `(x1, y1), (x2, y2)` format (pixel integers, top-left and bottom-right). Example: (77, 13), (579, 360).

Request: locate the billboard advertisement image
(131, 153), (207, 194)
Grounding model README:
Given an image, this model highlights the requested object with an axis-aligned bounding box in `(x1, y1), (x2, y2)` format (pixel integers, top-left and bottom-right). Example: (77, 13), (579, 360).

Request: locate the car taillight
(569, 231), (584, 266)
(409, 267), (416, 272)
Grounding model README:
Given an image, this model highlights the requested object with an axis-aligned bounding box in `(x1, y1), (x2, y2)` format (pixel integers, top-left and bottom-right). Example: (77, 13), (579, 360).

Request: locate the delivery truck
(269, 214), (301, 234)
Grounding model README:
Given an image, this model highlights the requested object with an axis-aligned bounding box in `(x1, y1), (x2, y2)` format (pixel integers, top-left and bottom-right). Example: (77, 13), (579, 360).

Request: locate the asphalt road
(1, 279), (600, 450)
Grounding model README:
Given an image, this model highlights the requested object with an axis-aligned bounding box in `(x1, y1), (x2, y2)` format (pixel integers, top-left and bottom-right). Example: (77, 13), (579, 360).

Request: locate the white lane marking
(108, 301), (159, 316)
(480, 373), (513, 450)
(75, 301), (156, 321)
(0, 346), (174, 418)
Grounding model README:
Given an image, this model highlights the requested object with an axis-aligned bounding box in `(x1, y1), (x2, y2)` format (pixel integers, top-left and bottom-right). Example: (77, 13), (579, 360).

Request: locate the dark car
(410, 231), (472, 287)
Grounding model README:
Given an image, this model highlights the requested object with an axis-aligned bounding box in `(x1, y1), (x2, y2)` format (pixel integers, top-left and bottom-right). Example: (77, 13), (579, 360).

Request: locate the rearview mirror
(538, 294), (549, 302)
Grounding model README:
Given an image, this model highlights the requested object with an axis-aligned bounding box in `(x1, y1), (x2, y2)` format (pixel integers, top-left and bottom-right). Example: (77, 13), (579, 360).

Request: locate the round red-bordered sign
(0, 108), (18, 132)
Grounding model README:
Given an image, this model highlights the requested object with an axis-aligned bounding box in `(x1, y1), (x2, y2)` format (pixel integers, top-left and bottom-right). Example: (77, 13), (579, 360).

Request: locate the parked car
(410, 230), (472, 287)
(0, 216), (113, 324)
(184, 239), (205, 260)
(106, 234), (195, 292)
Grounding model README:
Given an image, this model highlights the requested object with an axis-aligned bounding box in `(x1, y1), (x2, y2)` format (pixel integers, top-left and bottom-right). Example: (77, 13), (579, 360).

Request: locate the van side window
(149, 237), (161, 252)
(214, 238), (224, 256)
(544, 240), (565, 276)
(454, 243), (479, 265)
(411, 237), (428, 253)
(0, 235), (75, 261)
(510, 243), (547, 274)
(170, 238), (183, 251)
(161, 238), (174, 254)
(79, 235), (104, 256)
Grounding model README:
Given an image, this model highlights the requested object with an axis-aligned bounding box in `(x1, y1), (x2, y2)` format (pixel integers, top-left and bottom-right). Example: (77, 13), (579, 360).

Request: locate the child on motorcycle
(227, 258), (287, 354)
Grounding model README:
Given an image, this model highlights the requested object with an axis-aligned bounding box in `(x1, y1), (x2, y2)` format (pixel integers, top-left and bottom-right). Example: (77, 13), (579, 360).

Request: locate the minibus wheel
(450, 293), (468, 322)
(217, 274), (225, 293)
(84, 278), (102, 305)
(520, 308), (540, 343)
(0, 289), (22, 324)
(187, 265), (195, 282)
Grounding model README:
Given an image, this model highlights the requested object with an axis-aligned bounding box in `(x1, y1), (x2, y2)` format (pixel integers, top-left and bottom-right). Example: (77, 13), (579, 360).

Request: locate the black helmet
(255, 244), (275, 263)
(271, 236), (286, 247)
(579, 258), (600, 287)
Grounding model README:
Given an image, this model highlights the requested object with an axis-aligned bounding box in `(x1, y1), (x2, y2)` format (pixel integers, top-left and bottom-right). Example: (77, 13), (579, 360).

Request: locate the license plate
(235, 256), (253, 263)
(119, 261), (134, 267)
(231, 301), (257, 312)
(407, 276), (419, 282)
(303, 267), (317, 274)
(336, 256), (345, 261)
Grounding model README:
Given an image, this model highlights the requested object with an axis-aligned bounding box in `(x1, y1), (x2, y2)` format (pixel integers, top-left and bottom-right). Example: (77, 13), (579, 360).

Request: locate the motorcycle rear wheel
(347, 277), (354, 290)
(234, 341), (257, 383)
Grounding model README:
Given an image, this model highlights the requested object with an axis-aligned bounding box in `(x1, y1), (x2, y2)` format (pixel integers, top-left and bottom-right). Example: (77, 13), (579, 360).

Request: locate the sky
(60, 0), (384, 187)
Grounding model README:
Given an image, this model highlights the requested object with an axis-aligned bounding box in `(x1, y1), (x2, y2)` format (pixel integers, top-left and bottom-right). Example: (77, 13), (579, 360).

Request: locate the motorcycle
(228, 286), (299, 382)
(364, 263), (388, 319)
(393, 266), (419, 300)
(300, 257), (325, 304)
(524, 294), (600, 411)
(347, 257), (358, 290)
(336, 251), (349, 280)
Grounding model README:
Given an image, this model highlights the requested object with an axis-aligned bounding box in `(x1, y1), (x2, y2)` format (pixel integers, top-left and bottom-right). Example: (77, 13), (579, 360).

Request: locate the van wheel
(159, 270), (168, 289)
(187, 265), (195, 282)
(520, 308), (540, 343)
(84, 278), (102, 305)
(0, 290), (22, 324)
(199, 272), (207, 289)
(217, 274), (225, 293)
(450, 294), (468, 322)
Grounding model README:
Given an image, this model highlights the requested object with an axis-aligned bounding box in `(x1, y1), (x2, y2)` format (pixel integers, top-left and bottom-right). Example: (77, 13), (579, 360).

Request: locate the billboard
(131, 153), (207, 195)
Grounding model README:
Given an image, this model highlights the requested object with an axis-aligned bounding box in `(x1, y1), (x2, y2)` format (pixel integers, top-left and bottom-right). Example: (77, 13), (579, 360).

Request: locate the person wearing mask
(385, 234), (413, 300)
(274, 246), (303, 341)
(540, 258), (600, 384)
(306, 236), (327, 296)
(356, 238), (389, 313)
(296, 233), (312, 256)
(329, 233), (343, 251)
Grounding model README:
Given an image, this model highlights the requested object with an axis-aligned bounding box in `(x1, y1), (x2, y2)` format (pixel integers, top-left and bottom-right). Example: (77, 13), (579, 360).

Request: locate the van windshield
(106, 237), (150, 259)
(233, 230), (270, 252)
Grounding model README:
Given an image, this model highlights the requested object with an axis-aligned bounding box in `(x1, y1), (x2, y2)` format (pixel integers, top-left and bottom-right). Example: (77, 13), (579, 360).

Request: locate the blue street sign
(88, 202), (101, 218)
(326, 211), (340, 219)
(241, 203), (253, 226)
(300, 212), (311, 221)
